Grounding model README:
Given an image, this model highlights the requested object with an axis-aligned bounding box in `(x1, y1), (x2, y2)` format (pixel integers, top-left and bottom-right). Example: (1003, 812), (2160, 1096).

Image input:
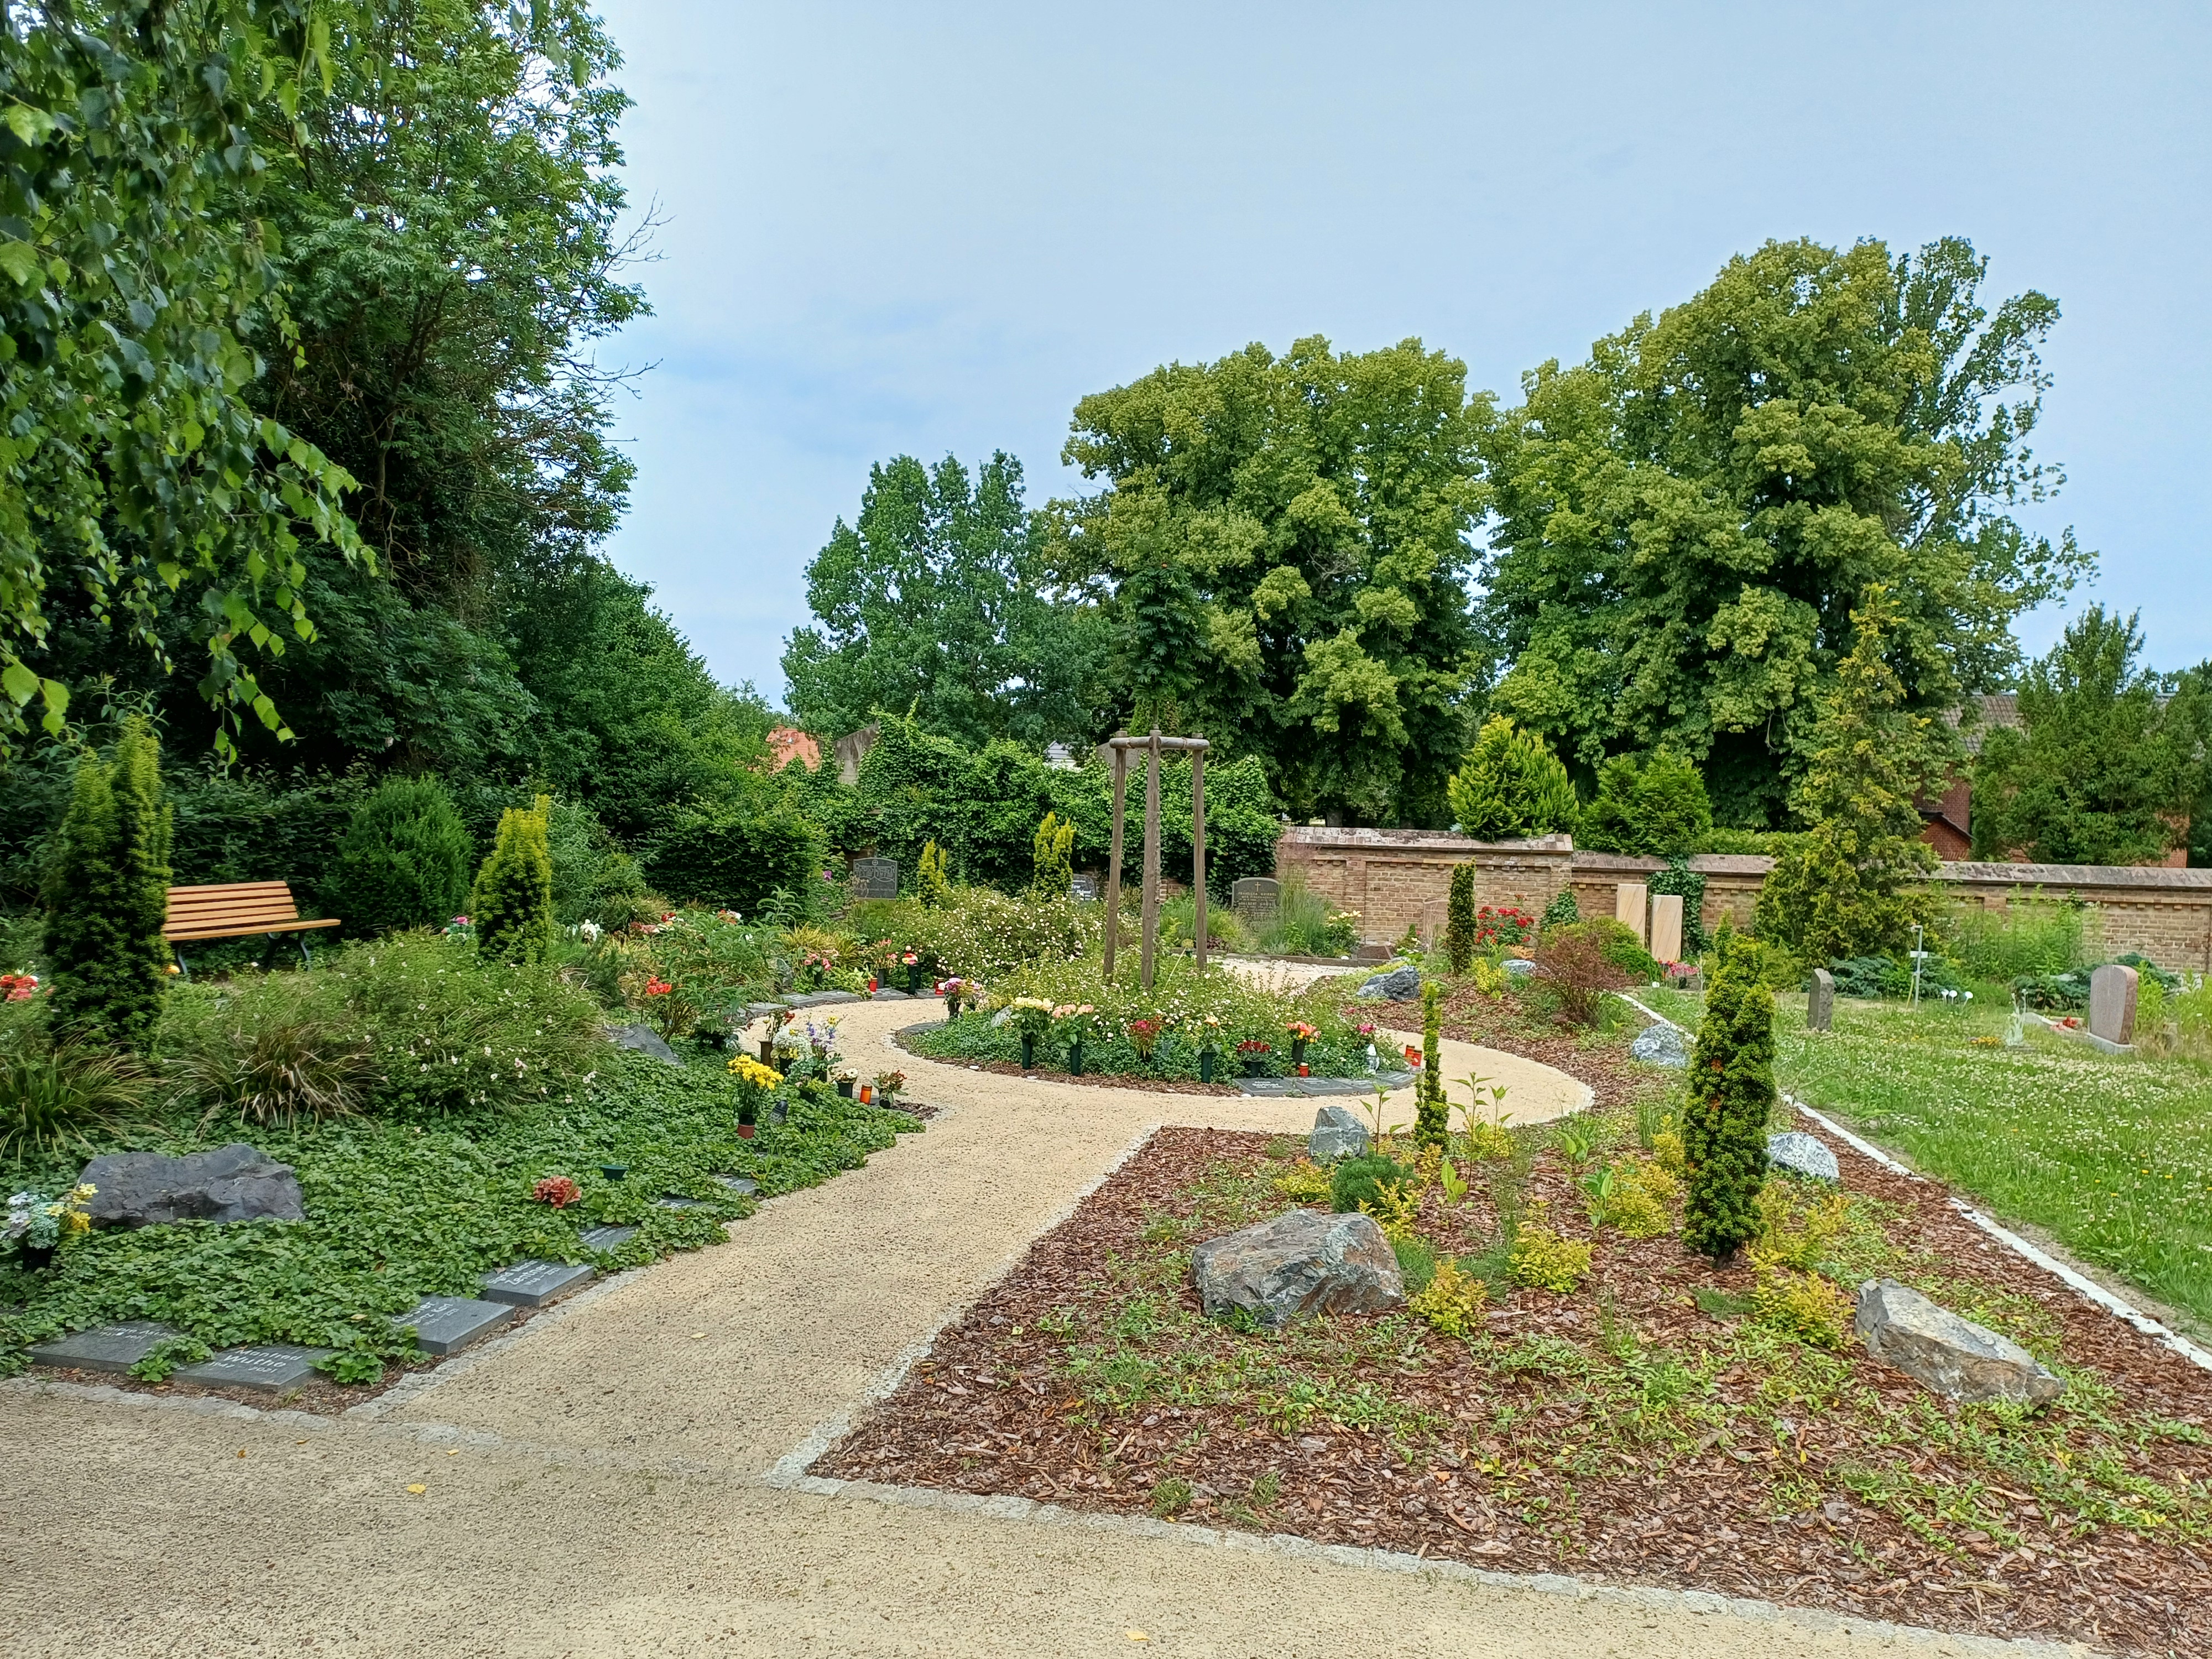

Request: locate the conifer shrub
(1445, 717), (1578, 841)
(41, 717), (172, 1050)
(1415, 980), (1448, 1147)
(472, 796), (556, 965)
(1578, 748), (1713, 857)
(1442, 863), (1477, 973)
(1031, 812), (1075, 896)
(916, 839), (951, 907)
(1328, 1152), (1409, 1215)
(1681, 934), (1775, 1261)
(331, 776), (473, 936)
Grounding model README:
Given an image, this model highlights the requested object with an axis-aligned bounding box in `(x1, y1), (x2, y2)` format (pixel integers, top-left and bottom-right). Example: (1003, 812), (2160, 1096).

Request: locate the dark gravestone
(713, 1174), (759, 1197)
(29, 1320), (180, 1373)
(394, 1296), (514, 1356)
(850, 857), (899, 900)
(1070, 873), (1100, 902)
(176, 1343), (331, 1392)
(578, 1224), (637, 1252)
(1232, 877), (1280, 920)
(1808, 967), (1835, 1032)
(78, 1144), (304, 1228)
(478, 1260), (596, 1308)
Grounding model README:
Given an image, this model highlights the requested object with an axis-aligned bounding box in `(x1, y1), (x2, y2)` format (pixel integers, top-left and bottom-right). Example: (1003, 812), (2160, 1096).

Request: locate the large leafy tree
(783, 453), (1098, 748)
(1478, 237), (2091, 827)
(1048, 336), (1487, 826)
(1, 0), (368, 758)
(1971, 608), (2208, 865)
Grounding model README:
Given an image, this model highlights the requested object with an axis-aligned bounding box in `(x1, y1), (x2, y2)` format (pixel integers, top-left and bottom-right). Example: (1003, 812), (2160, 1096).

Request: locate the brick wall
(1273, 832), (2212, 971)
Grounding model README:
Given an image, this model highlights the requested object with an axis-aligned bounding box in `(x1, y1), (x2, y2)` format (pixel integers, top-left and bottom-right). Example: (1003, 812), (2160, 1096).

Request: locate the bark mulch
(820, 1118), (2212, 1656)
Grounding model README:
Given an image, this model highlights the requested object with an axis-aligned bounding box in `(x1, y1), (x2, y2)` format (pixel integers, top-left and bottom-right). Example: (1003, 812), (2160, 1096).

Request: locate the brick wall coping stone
(1933, 861), (2212, 891)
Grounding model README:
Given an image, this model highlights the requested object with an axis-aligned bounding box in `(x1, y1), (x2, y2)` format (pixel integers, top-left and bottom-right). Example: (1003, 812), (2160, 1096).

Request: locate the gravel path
(0, 1002), (2056, 1657)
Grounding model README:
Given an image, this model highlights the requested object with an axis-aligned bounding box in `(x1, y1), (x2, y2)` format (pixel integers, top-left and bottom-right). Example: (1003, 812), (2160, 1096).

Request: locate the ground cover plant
(1645, 984), (2212, 1339)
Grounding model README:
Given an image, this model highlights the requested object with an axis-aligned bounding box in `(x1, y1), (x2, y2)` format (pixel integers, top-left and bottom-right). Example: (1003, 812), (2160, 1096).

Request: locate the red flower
(645, 978), (673, 997)
(533, 1175), (583, 1208)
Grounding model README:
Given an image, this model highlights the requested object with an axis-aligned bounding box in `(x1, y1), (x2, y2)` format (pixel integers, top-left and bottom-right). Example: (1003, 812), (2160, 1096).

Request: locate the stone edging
(1615, 993), (2212, 1377)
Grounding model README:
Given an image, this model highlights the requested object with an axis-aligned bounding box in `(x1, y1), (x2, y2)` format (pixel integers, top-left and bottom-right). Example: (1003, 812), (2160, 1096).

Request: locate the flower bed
(822, 1118), (2212, 1656)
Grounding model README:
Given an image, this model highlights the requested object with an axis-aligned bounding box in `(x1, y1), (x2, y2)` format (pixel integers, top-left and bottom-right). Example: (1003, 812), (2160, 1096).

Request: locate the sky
(589, 1), (2212, 707)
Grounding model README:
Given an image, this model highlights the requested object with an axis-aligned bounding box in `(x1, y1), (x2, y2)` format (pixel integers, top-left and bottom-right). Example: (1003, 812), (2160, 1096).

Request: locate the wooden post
(1140, 729), (1162, 991)
(1102, 744), (1128, 979)
(1191, 747), (1207, 975)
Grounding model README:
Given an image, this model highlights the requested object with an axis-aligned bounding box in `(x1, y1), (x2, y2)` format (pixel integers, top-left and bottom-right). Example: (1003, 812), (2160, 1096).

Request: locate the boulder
(1854, 1279), (2063, 1406)
(1766, 1131), (1840, 1183)
(79, 1144), (304, 1228)
(1629, 1022), (1690, 1068)
(1353, 963), (1421, 1002)
(607, 1022), (681, 1065)
(1501, 958), (1537, 977)
(1191, 1209), (1404, 1328)
(1307, 1104), (1370, 1162)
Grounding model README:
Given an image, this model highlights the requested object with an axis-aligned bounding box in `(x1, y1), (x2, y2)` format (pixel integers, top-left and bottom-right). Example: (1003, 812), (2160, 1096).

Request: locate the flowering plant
(716, 909), (742, 924)
(441, 915), (473, 937)
(576, 919), (603, 943)
(1010, 996), (1056, 1040)
(1356, 1022), (1376, 1038)
(873, 1069), (906, 1096)
(1471, 906), (1535, 950)
(1235, 1039), (1272, 1054)
(533, 1175), (583, 1209)
(728, 1055), (784, 1090)
(1128, 1017), (1163, 1058)
(1285, 1021), (1319, 1042)
(6, 1184), (95, 1254)
(1, 973), (40, 1001)
(1198, 1014), (1222, 1048)
(645, 978), (672, 997)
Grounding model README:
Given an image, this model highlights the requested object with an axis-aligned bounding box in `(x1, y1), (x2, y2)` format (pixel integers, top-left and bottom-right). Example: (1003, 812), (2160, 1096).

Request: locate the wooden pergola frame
(1100, 729), (1209, 992)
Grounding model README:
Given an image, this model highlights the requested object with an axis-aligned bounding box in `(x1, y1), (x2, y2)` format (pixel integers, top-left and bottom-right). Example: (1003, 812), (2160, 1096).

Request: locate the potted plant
(834, 1069), (855, 1099)
(1198, 1014), (1222, 1083)
(874, 1069), (905, 1109)
(1236, 1039), (1271, 1077)
(1011, 997), (1054, 1070)
(901, 950), (922, 994)
(1051, 1003), (1095, 1076)
(5, 1183), (93, 1272)
(727, 1054), (781, 1138)
(1286, 1021), (1318, 1072)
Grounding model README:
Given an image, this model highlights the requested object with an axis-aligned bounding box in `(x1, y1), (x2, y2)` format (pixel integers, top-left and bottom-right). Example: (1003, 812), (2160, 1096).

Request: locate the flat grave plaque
(578, 1224), (637, 1251)
(175, 1343), (331, 1392)
(478, 1259), (595, 1308)
(28, 1320), (180, 1374)
(654, 1194), (705, 1210)
(394, 1295), (514, 1356)
(713, 1174), (759, 1197)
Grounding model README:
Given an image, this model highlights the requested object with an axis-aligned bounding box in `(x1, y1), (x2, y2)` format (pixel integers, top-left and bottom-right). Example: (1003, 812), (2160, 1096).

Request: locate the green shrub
(1940, 895), (2094, 982)
(1442, 863), (1476, 974)
(906, 885), (1095, 980)
(472, 796), (556, 966)
(1646, 858), (1707, 958)
(172, 1017), (380, 1132)
(1540, 888), (1578, 930)
(0, 1043), (152, 1159)
(1698, 827), (1811, 858)
(1158, 892), (1249, 953)
(1329, 1153), (1410, 1214)
(1253, 872), (1358, 957)
(1032, 812), (1074, 897)
(1415, 982), (1448, 1147)
(546, 797), (650, 928)
(646, 802), (823, 917)
(40, 717), (172, 1051)
(331, 776), (473, 936)
(1682, 935), (1774, 1261)
(1578, 749), (1712, 857)
(1507, 1203), (1593, 1292)
(1446, 717), (1578, 840)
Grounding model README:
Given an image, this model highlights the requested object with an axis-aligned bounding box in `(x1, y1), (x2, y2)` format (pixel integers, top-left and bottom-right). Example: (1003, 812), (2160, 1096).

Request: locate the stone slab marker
(1232, 876), (1280, 921)
(1808, 967), (1835, 1031)
(2088, 964), (2138, 1046)
(1615, 882), (1648, 946)
(848, 856), (898, 900)
(176, 1343), (331, 1391)
(1649, 893), (1683, 965)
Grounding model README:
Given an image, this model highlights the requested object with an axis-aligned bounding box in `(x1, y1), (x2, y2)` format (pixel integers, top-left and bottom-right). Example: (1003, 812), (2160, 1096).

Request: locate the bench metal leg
(297, 935), (314, 971)
(171, 947), (189, 981)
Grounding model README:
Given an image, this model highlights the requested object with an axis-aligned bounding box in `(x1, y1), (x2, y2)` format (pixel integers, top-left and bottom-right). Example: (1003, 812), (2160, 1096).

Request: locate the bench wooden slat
(166, 917), (342, 941)
(162, 880), (340, 943)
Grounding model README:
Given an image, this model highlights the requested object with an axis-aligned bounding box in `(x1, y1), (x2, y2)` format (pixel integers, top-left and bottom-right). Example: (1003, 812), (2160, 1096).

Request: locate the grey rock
(870, 987), (912, 1000)
(1501, 958), (1537, 977)
(1353, 963), (1422, 1002)
(1307, 1103), (1370, 1161)
(654, 1194), (705, 1210)
(478, 1259), (596, 1307)
(607, 1023), (682, 1065)
(175, 1343), (331, 1392)
(78, 1144), (304, 1228)
(393, 1295), (514, 1357)
(1808, 967), (1835, 1032)
(1766, 1131), (1840, 1183)
(28, 1320), (181, 1373)
(1628, 1022), (1691, 1068)
(1854, 1279), (2063, 1406)
(1190, 1209), (1404, 1328)
(1242, 1072), (1413, 1099)
(744, 1002), (786, 1021)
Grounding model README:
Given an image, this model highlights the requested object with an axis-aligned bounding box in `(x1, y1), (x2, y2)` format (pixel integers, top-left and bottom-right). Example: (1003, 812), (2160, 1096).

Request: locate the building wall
(1274, 831), (2212, 970)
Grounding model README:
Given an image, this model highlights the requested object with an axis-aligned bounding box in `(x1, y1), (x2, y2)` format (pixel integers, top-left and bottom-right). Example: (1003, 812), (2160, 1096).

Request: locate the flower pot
(1020, 1034), (1036, 1071)
(1291, 1039), (1308, 1068)
(759, 1039), (775, 1064)
(20, 1243), (56, 1272)
(881, 1093), (900, 1113)
(1199, 1048), (1215, 1084)
(771, 1103), (789, 1125)
(837, 1079), (854, 1098)
(1240, 1056), (1266, 1077)
(737, 1123), (755, 1140)
(1068, 1040), (1084, 1077)
(600, 1164), (629, 1181)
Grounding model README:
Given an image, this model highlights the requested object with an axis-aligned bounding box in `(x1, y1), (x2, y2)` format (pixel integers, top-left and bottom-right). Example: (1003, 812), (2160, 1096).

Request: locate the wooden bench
(163, 882), (341, 975)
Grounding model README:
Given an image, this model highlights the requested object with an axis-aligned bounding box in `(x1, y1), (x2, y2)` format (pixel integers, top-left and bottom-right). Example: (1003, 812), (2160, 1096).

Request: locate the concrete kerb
(1614, 992), (2212, 1376)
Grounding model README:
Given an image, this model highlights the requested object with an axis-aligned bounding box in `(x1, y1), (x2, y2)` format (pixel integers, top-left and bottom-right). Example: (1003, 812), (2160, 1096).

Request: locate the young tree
(332, 777), (474, 936)
(472, 796), (555, 965)
(1031, 812), (1076, 898)
(42, 718), (174, 1048)
(1681, 936), (1773, 1262)
(1756, 589), (1949, 961)
(1577, 750), (1713, 857)
(1478, 237), (2089, 827)
(1970, 608), (2205, 865)
(1442, 864), (1478, 974)
(1415, 981), (1448, 1149)
(1445, 718), (1578, 840)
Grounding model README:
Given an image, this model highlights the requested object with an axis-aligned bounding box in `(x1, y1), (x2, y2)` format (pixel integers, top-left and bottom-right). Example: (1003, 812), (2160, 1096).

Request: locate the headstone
(1191, 1210), (1404, 1328)
(1628, 1022), (1690, 1068)
(1353, 963), (1422, 1001)
(77, 1144), (304, 1229)
(1070, 873), (1100, 901)
(578, 1224), (637, 1252)
(713, 1174), (758, 1197)
(393, 1296), (514, 1357)
(1307, 1104), (1370, 1161)
(28, 1320), (181, 1373)
(1649, 893), (1684, 966)
(1808, 967), (1835, 1032)
(2088, 964), (2138, 1046)
(1854, 1280), (2063, 1406)
(478, 1259), (596, 1308)
(175, 1343), (331, 1392)
(1615, 882), (1648, 947)
(606, 1023), (681, 1065)
(850, 856), (899, 900)
(1232, 877), (1281, 920)
(1765, 1131), (1840, 1183)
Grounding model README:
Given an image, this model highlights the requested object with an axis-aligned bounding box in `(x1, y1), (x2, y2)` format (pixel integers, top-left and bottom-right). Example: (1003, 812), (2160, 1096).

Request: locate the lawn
(1641, 986), (2212, 1338)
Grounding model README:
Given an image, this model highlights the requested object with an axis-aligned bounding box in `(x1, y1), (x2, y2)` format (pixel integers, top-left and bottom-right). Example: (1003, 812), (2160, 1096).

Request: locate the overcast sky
(590, 1), (2211, 706)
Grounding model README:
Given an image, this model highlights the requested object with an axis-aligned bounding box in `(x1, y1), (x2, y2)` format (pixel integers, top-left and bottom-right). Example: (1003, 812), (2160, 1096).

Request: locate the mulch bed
(820, 1119), (2212, 1655)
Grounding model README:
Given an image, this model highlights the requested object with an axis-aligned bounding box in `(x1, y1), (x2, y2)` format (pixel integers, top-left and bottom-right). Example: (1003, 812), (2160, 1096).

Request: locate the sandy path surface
(0, 1001), (2054, 1658)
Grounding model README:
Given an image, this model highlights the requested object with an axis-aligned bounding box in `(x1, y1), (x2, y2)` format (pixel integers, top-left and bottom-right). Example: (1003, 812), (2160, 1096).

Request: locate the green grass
(1639, 985), (2212, 1334)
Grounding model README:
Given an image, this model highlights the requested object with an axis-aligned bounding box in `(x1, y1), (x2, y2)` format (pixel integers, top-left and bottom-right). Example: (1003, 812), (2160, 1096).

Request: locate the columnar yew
(472, 796), (555, 966)
(1681, 935), (1773, 1261)
(1415, 980), (1449, 1149)
(1442, 863), (1477, 974)
(43, 717), (173, 1048)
